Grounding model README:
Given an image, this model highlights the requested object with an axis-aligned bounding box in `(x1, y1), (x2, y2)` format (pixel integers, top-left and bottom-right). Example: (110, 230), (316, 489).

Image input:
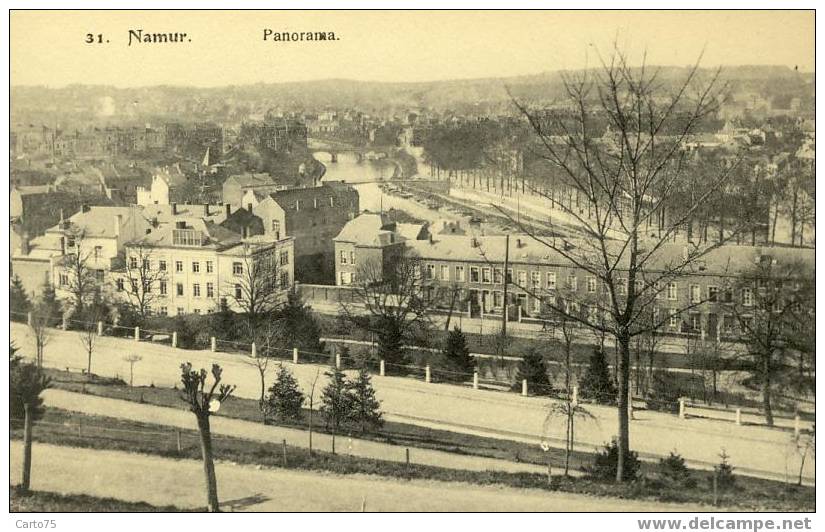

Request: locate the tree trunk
(196, 415), (220, 512)
(762, 356), (774, 427)
(616, 334), (631, 482)
(87, 349), (92, 376)
(21, 403), (33, 493)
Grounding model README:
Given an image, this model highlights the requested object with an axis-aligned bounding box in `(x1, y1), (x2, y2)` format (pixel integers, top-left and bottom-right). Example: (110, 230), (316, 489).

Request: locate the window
(482, 267), (492, 284)
(159, 307), (168, 316)
(426, 264), (435, 280)
(587, 277), (597, 294)
(349, 251), (355, 265)
(280, 251), (290, 266)
(667, 282), (678, 301)
(192, 261), (200, 273)
(547, 272), (557, 290)
(340, 272), (351, 286)
(176, 307), (185, 315)
(517, 271), (527, 287)
(271, 220), (281, 239)
(193, 308), (201, 315)
(95, 269), (104, 282)
(234, 284), (242, 299)
(532, 297), (541, 313)
(130, 279), (138, 294)
(129, 256), (138, 269)
(708, 286), (719, 302)
(340, 251), (347, 265)
(723, 289), (733, 303)
(617, 278), (627, 295)
(116, 278), (125, 291)
(159, 260), (167, 272)
(635, 279), (644, 296)
(233, 262), (243, 276)
(669, 309), (679, 328)
(455, 266), (465, 282)
(531, 271), (541, 289)
(493, 268), (503, 284)
(160, 281), (167, 295)
(59, 273), (68, 286)
(567, 275), (577, 291)
(143, 259), (150, 270)
(723, 315), (735, 333)
(280, 271), (290, 289)
(193, 283), (201, 297)
(470, 267), (480, 283)
(176, 283), (184, 296)
(654, 281), (662, 299)
(742, 287), (753, 307)
(441, 265), (449, 281)
(206, 283), (214, 298)
(175, 261), (183, 273)
(689, 313), (701, 332)
(493, 291), (504, 308)
(690, 284), (701, 303)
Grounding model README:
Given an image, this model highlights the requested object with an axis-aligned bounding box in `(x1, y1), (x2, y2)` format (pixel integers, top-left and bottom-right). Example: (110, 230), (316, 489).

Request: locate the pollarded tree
(11, 347), (51, 494)
(505, 48), (754, 481)
(514, 347), (553, 396)
(265, 364), (305, 423)
(319, 367), (351, 454)
(580, 347), (616, 405)
(348, 367), (383, 433)
(179, 363), (235, 512)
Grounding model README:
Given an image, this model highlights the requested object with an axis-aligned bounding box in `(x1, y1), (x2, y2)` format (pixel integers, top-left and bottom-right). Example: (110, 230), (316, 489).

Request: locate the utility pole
(502, 234), (510, 337)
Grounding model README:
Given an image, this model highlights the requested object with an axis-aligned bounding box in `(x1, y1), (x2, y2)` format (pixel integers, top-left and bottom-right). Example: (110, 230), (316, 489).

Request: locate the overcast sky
(10, 10), (815, 87)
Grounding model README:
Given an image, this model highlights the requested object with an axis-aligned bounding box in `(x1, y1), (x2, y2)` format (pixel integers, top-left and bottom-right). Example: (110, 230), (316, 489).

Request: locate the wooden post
(251, 342), (257, 358)
(735, 408), (742, 426)
(405, 448), (410, 467)
(335, 353), (341, 369)
(97, 321), (103, 336)
(794, 415), (801, 438)
(134, 326), (140, 341)
(62, 316), (68, 330)
(27, 311), (33, 326)
(21, 403), (33, 493)
(172, 331), (177, 348)
(425, 365), (431, 383)
(679, 398), (686, 419)
(282, 439), (288, 466)
(210, 337), (216, 352)
(176, 430), (182, 453)
(521, 379), (528, 396)
(517, 305), (522, 323)
(572, 385), (578, 404)
(379, 360), (385, 377)
(473, 371), (479, 390)
(293, 347), (299, 364)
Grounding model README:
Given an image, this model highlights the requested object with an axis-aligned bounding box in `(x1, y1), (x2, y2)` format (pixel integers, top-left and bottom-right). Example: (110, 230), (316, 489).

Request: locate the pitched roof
(46, 206), (151, 239)
(227, 173), (274, 187)
(334, 212), (400, 247)
(132, 218), (241, 249)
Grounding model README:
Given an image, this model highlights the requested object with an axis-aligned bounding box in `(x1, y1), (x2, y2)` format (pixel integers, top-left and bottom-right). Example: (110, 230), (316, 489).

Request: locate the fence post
(176, 430), (182, 453)
(293, 347), (299, 364)
(678, 398), (686, 419)
(517, 305), (522, 323)
(794, 415), (801, 438)
(211, 337), (216, 352)
(425, 365), (431, 383)
(62, 316), (68, 330)
(172, 331), (177, 349)
(521, 379), (528, 396)
(282, 439), (288, 466)
(467, 301), (472, 317)
(379, 360), (385, 377)
(335, 353), (341, 369)
(572, 385), (578, 404)
(97, 321), (103, 336)
(27, 311), (33, 326)
(473, 371), (479, 390)
(735, 408), (742, 426)
(251, 342), (257, 358)
(134, 326), (140, 341)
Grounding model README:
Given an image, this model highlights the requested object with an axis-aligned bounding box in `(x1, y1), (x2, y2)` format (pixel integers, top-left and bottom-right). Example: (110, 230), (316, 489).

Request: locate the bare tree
(61, 226), (96, 315)
(78, 321), (98, 377)
(29, 304), (53, 368)
(729, 258), (814, 426)
(242, 318), (284, 421)
(505, 49), (754, 480)
(341, 249), (435, 367)
(179, 362), (235, 512)
(121, 245), (169, 320)
(224, 242), (285, 323)
(308, 368), (321, 456)
(123, 354), (142, 386)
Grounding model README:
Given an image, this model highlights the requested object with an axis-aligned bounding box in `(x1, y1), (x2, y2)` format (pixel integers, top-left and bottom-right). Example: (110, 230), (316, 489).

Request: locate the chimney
(20, 234), (30, 256)
(516, 238), (522, 248)
(225, 203), (232, 217)
(204, 203), (210, 216)
(172, 202), (178, 215)
(428, 234), (434, 244)
(60, 236), (66, 255)
(471, 237), (478, 248)
(114, 214), (122, 238)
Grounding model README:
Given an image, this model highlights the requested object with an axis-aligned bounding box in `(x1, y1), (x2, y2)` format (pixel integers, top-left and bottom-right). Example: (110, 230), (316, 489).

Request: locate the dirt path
(10, 442), (706, 511)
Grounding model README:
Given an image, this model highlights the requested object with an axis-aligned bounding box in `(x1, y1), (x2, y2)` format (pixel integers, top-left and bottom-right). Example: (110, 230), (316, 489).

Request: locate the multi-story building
(115, 217), (294, 316)
(240, 118), (308, 153)
(222, 173), (279, 208)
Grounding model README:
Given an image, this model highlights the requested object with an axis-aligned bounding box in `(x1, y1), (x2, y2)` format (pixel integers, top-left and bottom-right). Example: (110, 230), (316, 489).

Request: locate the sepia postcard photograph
(5, 5), (818, 522)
